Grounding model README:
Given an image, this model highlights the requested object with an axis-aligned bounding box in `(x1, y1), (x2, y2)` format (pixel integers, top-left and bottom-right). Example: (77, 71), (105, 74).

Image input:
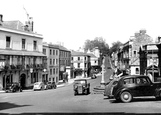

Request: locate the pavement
(0, 76), (91, 93)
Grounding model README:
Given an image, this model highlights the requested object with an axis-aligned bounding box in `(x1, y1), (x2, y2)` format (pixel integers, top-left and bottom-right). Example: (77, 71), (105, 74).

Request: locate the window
(134, 50), (137, 57)
(56, 68), (58, 74)
(49, 78), (51, 81)
(78, 63), (80, 68)
(78, 57), (80, 60)
(22, 39), (26, 49)
(6, 36), (11, 48)
(72, 57), (73, 60)
(56, 59), (58, 65)
(33, 41), (37, 50)
(50, 59), (52, 65)
(50, 69), (52, 75)
(56, 50), (58, 55)
(53, 68), (56, 74)
(85, 57), (86, 60)
(95, 61), (97, 63)
(43, 49), (46, 55)
(53, 59), (55, 65)
(136, 77), (148, 84)
(53, 50), (55, 55)
(50, 49), (52, 55)
(53, 78), (54, 82)
(124, 78), (135, 85)
(85, 63), (87, 68)
(135, 68), (139, 74)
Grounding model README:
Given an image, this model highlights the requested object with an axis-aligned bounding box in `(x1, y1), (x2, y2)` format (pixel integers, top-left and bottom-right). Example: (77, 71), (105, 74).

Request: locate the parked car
(105, 75), (161, 103)
(47, 81), (57, 89)
(73, 79), (90, 96)
(5, 82), (22, 93)
(33, 82), (45, 91)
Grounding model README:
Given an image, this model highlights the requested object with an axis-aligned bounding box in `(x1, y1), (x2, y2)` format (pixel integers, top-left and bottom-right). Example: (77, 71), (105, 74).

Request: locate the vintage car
(73, 79), (90, 96)
(47, 81), (57, 89)
(33, 82), (45, 91)
(105, 75), (161, 103)
(5, 82), (22, 93)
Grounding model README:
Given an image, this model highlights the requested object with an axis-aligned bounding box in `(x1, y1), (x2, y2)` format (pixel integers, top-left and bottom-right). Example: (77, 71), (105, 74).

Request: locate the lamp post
(100, 55), (105, 87)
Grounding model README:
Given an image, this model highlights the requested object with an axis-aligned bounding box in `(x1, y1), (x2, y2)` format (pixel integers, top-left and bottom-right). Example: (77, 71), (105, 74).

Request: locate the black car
(107, 75), (161, 103)
(73, 79), (90, 96)
(5, 82), (22, 93)
(47, 81), (57, 89)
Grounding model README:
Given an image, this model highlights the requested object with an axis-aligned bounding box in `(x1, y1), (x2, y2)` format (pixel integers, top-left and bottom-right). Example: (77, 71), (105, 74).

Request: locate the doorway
(20, 74), (26, 89)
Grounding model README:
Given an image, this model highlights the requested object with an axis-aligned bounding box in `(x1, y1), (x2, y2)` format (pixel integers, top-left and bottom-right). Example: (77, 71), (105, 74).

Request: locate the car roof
(121, 75), (148, 80)
(74, 79), (87, 81)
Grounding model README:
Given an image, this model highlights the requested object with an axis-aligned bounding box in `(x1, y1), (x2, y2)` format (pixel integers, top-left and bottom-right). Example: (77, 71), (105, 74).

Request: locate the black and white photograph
(0, 0), (161, 115)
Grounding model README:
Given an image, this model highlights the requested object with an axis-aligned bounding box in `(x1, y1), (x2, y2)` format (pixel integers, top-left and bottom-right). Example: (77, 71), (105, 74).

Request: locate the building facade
(139, 44), (159, 82)
(43, 43), (59, 83)
(71, 51), (91, 78)
(117, 30), (153, 75)
(0, 15), (47, 90)
(59, 46), (71, 81)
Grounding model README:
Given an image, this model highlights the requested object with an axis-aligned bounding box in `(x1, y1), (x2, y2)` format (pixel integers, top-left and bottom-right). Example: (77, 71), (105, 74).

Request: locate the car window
(124, 78), (134, 85)
(75, 80), (86, 84)
(136, 77), (149, 84)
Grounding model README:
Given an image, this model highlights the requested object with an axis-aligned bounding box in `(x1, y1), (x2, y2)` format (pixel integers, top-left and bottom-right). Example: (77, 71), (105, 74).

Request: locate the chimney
(29, 17), (33, 32)
(158, 36), (161, 43)
(0, 14), (3, 25)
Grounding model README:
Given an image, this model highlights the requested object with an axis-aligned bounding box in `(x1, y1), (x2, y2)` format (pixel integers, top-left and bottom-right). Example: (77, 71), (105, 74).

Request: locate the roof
(87, 53), (97, 58)
(59, 45), (70, 51)
(74, 79), (87, 81)
(3, 21), (24, 31)
(0, 49), (46, 57)
(71, 51), (90, 56)
(121, 75), (148, 80)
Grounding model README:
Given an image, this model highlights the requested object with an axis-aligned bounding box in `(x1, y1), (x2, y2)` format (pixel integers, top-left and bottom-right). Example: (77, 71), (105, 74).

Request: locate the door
(20, 74), (26, 89)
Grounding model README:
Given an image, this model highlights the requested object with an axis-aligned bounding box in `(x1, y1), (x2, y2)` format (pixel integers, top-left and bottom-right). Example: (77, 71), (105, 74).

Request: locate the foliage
(84, 37), (110, 55)
(109, 41), (123, 55)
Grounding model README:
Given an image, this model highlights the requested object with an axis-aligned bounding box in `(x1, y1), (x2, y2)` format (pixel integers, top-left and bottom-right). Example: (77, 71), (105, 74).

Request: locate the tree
(109, 41), (123, 55)
(84, 37), (110, 55)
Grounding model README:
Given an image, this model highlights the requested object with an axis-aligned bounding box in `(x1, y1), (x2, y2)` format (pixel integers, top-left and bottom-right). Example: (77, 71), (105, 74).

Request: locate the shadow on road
(0, 102), (30, 111)
(0, 113), (155, 115)
(108, 97), (159, 103)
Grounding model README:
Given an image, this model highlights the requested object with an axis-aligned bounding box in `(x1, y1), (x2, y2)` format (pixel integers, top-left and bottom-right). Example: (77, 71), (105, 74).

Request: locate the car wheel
(156, 91), (161, 100)
(120, 91), (132, 103)
(84, 89), (88, 95)
(74, 91), (77, 96)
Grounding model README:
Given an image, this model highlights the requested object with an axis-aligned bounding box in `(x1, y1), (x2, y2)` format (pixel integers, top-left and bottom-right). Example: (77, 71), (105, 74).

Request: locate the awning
(0, 49), (46, 57)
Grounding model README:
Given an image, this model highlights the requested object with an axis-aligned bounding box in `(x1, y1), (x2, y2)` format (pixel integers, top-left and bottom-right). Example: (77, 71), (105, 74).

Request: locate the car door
(134, 77), (153, 96)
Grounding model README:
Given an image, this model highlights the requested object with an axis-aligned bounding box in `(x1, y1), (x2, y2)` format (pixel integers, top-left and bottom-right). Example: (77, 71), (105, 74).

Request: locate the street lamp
(100, 55), (105, 87)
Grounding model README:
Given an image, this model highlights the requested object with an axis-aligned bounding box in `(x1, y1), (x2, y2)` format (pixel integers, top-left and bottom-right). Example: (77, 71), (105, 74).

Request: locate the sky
(0, 0), (161, 50)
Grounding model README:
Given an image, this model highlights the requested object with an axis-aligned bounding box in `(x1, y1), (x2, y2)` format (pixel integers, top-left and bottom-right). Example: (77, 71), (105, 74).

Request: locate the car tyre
(85, 89), (88, 95)
(74, 91), (77, 96)
(120, 91), (132, 103)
